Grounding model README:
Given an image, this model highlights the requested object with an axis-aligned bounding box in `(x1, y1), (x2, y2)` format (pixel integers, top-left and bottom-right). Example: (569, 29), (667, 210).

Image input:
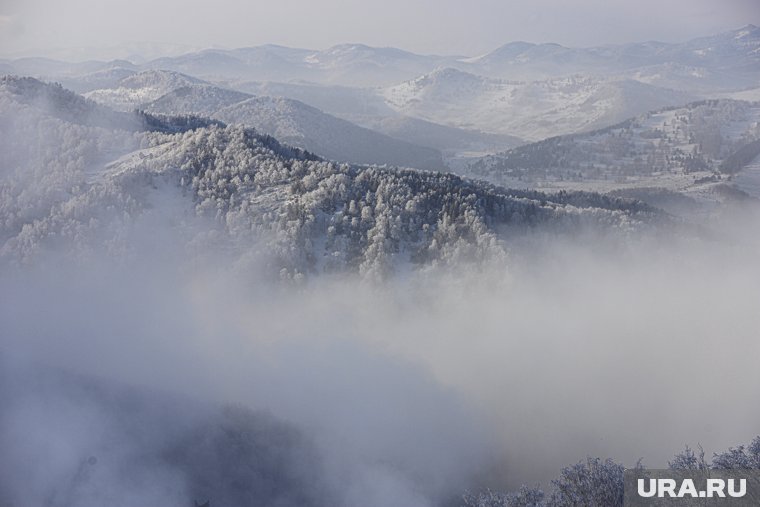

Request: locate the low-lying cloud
(2, 203), (760, 506)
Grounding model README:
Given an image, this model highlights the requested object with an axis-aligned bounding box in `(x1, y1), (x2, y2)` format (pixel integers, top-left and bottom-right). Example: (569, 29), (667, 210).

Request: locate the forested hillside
(0, 76), (658, 279)
(470, 99), (760, 185)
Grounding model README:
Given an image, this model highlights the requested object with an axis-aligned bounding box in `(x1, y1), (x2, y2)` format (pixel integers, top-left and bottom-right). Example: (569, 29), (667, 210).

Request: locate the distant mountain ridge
(467, 98), (760, 216)
(471, 99), (760, 180)
(210, 95), (445, 169)
(3, 25), (758, 90)
(4, 25), (757, 154)
(84, 69), (207, 110)
(83, 72), (445, 169)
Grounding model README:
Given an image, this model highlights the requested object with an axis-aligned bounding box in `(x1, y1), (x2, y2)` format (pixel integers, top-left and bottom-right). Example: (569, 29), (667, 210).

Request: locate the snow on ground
(84, 70), (206, 111)
(90, 144), (174, 184)
(714, 87), (760, 102)
(380, 69), (692, 140)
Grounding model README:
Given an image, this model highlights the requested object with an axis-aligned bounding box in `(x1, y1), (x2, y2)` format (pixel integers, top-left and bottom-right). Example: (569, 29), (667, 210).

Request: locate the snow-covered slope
(225, 80), (525, 159)
(79, 67), (697, 144)
(85, 70), (207, 110)
(0, 75), (148, 131)
(143, 84), (445, 169)
(716, 86), (760, 103)
(468, 99), (760, 216)
(363, 115), (524, 154)
(381, 68), (695, 140)
(1, 77), (660, 278)
(59, 66), (139, 93)
(733, 153), (760, 199)
(233, 80), (397, 121)
(144, 84), (252, 116)
(211, 95), (445, 169)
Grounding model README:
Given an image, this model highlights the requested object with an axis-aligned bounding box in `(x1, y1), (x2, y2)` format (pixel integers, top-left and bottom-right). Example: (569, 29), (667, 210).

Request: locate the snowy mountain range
(210, 95), (444, 169)
(228, 80), (524, 155)
(380, 68), (696, 140)
(86, 73), (445, 169)
(82, 67), (699, 146)
(84, 69), (206, 110)
(466, 25), (760, 85)
(2, 25), (759, 250)
(3, 25), (757, 161)
(469, 99), (760, 216)
(5, 24), (757, 90)
(0, 76), (660, 278)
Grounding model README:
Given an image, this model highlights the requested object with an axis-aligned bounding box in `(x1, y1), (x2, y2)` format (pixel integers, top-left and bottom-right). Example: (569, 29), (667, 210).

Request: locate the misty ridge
(1, 20), (760, 507)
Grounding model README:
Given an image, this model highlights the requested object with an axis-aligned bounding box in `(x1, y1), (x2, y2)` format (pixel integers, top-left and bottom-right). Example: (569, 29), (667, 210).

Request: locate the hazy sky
(1, 0), (759, 59)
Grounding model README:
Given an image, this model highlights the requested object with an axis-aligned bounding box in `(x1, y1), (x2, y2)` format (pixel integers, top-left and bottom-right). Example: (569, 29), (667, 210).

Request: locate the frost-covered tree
(547, 457), (626, 507)
(465, 437), (760, 507)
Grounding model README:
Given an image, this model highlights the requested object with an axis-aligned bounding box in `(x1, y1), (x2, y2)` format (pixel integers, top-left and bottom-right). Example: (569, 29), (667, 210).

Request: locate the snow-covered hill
(468, 99), (760, 216)
(361, 115), (524, 155)
(59, 66), (139, 93)
(0, 75), (147, 131)
(84, 74), (445, 169)
(381, 68), (695, 140)
(4, 25), (756, 157)
(144, 84), (252, 116)
(228, 80), (526, 160)
(0, 77), (660, 278)
(141, 84), (445, 169)
(85, 70), (207, 110)
(210, 95), (445, 170)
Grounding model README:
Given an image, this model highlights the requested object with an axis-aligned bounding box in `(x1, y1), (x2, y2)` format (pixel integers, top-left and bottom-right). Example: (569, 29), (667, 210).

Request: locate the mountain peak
(118, 69), (205, 88)
(427, 67), (481, 80)
(404, 67), (488, 89)
(323, 43), (373, 53)
(483, 41), (536, 59)
(734, 24), (759, 38)
(318, 43), (419, 60)
(475, 40), (570, 64)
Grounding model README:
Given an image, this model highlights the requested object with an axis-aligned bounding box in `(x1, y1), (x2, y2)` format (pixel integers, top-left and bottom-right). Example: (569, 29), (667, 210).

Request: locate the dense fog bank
(3, 210), (760, 505)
